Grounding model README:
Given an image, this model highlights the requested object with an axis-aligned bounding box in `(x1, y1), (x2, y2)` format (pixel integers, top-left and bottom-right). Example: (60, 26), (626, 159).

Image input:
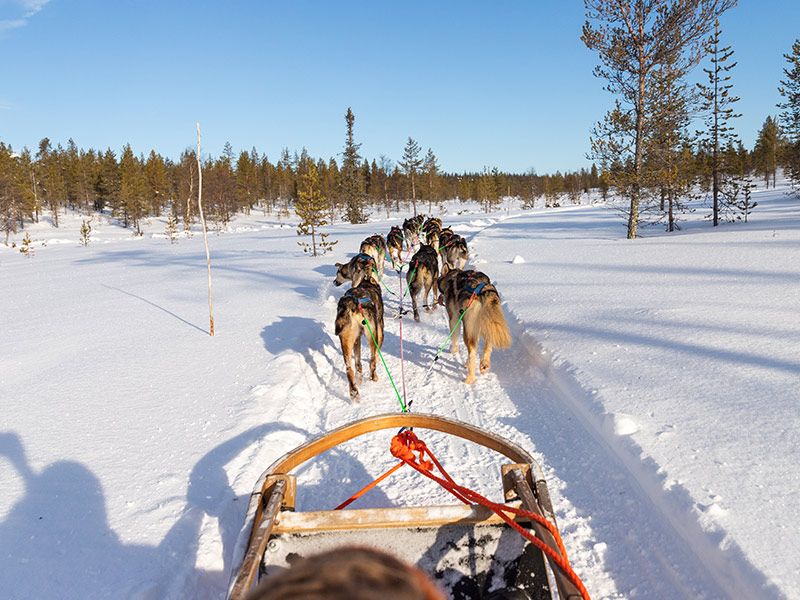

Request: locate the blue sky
(1, 1), (798, 173)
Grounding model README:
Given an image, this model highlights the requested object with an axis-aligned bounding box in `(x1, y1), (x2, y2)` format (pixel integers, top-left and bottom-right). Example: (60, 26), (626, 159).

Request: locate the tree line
(0, 121), (603, 243)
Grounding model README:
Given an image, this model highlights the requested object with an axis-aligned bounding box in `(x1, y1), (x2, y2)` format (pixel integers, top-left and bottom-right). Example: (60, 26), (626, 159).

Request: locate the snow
(1, 186), (798, 599)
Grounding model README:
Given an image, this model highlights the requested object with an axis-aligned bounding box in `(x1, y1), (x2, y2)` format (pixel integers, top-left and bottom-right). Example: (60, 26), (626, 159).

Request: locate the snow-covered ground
(1, 185), (798, 599)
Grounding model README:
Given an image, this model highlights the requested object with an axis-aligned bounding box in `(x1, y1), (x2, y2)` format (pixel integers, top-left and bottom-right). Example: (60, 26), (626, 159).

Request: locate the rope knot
(390, 431), (433, 471)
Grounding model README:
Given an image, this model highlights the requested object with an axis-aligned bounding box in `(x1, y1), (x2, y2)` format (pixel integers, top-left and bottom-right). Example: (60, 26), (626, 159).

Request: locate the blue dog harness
(344, 289), (372, 306)
(463, 280), (487, 296)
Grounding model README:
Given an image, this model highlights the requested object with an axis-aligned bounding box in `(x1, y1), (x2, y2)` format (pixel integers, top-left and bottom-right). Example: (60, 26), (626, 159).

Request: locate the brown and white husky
(437, 269), (511, 384)
(334, 279), (384, 401)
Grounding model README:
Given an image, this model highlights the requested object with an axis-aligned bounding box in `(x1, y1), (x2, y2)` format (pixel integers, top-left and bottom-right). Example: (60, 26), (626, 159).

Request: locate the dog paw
(350, 389), (360, 402)
(371, 372), (378, 382)
(480, 360), (491, 373)
(465, 375), (476, 385)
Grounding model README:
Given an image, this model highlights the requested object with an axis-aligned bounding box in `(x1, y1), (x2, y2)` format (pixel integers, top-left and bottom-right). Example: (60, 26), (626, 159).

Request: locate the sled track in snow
(491, 312), (779, 599)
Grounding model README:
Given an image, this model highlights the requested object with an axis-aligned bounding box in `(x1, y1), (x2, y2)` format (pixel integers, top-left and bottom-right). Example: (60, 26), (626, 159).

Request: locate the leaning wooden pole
(196, 122), (215, 336)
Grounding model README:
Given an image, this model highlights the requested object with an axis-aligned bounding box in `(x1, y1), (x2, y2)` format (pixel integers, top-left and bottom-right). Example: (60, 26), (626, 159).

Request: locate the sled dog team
(333, 215), (511, 400)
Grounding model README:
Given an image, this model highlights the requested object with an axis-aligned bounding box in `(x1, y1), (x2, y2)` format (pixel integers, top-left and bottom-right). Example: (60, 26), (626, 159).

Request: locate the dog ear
(335, 262), (342, 268)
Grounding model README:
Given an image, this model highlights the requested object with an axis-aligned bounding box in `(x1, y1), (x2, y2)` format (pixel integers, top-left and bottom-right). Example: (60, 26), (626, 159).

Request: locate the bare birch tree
(196, 123), (215, 337)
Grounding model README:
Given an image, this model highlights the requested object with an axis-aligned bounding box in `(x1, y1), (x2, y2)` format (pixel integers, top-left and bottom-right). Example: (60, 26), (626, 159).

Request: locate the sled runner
(227, 413), (587, 600)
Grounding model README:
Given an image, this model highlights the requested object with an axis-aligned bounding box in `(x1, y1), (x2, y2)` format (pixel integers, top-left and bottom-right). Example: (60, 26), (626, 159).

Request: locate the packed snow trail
(232, 213), (781, 599)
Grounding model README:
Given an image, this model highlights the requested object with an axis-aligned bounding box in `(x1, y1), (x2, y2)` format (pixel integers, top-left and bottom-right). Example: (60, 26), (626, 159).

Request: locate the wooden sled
(227, 413), (585, 600)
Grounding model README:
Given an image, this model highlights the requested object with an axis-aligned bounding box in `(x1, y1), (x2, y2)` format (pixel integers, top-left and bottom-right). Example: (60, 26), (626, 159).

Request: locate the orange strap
(390, 431), (591, 600)
(332, 430), (591, 599)
(334, 461), (406, 510)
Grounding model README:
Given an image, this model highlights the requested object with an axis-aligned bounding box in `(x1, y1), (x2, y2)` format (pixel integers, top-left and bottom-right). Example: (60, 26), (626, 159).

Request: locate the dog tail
(479, 293), (512, 348)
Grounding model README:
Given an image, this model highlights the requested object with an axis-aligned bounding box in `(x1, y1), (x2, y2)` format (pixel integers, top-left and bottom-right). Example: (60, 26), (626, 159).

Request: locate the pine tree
(646, 52), (696, 232)
(696, 19), (741, 226)
(144, 150), (170, 216)
(339, 108), (367, 223)
(19, 231), (34, 257)
(399, 137), (423, 215)
(423, 148), (440, 213)
(94, 148), (118, 213)
(753, 116), (781, 188)
(165, 212), (179, 244)
(583, 0), (735, 238)
(778, 39), (800, 188)
(79, 218), (92, 246)
(118, 144), (148, 234)
(296, 162), (337, 256)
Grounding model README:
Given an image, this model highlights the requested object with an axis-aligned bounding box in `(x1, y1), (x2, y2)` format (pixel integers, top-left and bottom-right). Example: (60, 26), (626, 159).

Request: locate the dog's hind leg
(340, 332), (359, 400)
(369, 321), (378, 382)
(480, 341), (493, 374)
(410, 282), (421, 321)
(354, 330), (363, 383)
(464, 328), (478, 385)
(448, 309), (461, 355)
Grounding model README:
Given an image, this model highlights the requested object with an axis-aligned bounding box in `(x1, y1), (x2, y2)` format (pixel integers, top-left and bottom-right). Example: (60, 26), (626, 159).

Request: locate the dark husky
(406, 244), (439, 322)
(437, 269), (511, 384)
(402, 215), (425, 249)
(386, 226), (404, 268)
(442, 234), (468, 273)
(437, 227), (455, 256)
(421, 217), (442, 248)
(360, 234), (387, 276)
(334, 253), (377, 288)
(334, 280), (384, 401)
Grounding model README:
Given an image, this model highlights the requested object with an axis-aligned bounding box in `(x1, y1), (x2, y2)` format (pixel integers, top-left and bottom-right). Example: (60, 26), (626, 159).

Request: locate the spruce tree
(340, 108), (367, 223)
(165, 212), (179, 244)
(697, 19), (742, 225)
(399, 137), (422, 215)
(753, 116), (781, 188)
(296, 162), (337, 256)
(118, 144), (148, 234)
(79, 218), (92, 246)
(423, 148), (440, 213)
(144, 150), (170, 217)
(778, 39), (800, 188)
(19, 231), (34, 257)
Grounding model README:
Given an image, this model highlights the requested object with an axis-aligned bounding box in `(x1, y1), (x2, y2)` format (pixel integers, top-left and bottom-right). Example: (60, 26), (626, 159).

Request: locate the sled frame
(228, 413), (582, 599)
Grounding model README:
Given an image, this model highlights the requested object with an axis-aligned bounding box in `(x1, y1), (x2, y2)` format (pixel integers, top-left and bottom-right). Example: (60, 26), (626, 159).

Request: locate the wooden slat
(272, 503), (529, 534)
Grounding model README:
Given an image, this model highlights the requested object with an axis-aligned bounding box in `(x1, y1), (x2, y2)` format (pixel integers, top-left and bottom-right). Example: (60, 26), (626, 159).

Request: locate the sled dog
(386, 226), (404, 268)
(406, 244), (439, 322)
(437, 269), (511, 384)
(421, 217), (442, 249)
(402, 215), (425, 249)
(443, 235), (469, 273)
(334, 253), (377, 288)
(334, 280), (384, 401)
(360, 234), (387, 276)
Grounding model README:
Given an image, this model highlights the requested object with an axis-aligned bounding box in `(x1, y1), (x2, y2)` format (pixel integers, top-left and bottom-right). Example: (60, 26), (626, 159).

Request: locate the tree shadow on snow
(102, 284), (210, 335)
